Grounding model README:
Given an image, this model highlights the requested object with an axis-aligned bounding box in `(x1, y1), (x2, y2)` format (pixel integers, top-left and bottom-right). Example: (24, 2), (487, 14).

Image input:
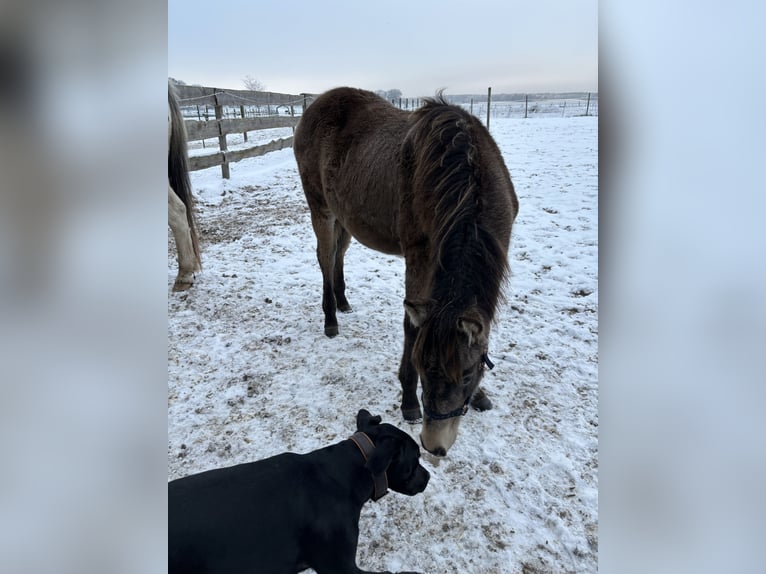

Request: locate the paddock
(168, 115), (598, 574)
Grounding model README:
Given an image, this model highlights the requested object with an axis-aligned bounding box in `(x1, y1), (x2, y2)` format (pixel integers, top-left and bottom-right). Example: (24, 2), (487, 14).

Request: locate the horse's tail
(168, 83), (201, 268)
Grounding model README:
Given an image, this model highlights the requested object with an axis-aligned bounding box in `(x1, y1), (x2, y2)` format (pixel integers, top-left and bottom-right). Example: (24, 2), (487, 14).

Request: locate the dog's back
(169, 453), (308, 573)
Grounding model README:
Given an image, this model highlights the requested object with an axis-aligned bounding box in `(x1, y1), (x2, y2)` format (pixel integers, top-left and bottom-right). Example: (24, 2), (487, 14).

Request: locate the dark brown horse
(294, 87), (518, 456)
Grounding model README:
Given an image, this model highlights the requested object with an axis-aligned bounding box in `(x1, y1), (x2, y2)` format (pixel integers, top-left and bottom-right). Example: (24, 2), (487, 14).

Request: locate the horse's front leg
(398, 312), (421, 421)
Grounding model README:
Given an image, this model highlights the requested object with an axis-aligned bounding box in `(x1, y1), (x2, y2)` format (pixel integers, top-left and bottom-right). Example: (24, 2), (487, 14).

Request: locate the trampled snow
(168, 115), (598, 573)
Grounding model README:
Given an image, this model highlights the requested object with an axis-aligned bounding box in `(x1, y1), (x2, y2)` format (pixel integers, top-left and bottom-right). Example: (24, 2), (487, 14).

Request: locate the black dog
(169, 409), (430, 574)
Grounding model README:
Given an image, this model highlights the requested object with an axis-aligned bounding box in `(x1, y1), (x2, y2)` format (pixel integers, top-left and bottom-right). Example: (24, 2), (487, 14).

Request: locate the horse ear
(404, 300), (428, 327)
(356, 409), (382, 431)
(366, 436), (399, 476)
(457, 310), (488, 346)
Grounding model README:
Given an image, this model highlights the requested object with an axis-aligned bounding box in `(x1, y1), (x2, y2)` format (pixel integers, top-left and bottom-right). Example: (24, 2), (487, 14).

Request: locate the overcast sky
(168, 0), (597, 96)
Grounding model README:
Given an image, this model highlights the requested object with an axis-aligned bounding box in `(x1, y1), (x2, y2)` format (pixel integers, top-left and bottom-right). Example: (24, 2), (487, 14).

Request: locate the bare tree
(243, 75), (265, 91)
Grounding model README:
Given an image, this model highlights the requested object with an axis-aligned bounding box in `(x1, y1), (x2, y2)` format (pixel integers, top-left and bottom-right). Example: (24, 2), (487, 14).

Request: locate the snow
(168, 115), (598, 573)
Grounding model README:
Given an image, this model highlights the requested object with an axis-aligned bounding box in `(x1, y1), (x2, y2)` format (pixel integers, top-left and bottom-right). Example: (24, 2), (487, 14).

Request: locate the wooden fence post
(524, 95), (528, 119)
(196, 105), (206, 148)
(585, 92), (591, 116)
(240, 105), (248, 142)
(214, 89), (230, 179)
(486, 87), (491, 131)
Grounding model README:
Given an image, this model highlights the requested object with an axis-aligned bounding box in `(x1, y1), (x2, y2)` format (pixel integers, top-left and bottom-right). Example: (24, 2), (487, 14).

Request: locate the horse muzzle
(420, 416), (461, 456)
(419, 393), (470, 456)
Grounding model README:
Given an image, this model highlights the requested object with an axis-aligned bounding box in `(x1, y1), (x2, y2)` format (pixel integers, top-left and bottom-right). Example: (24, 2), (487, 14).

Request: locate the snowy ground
(168, 116), (598, 573)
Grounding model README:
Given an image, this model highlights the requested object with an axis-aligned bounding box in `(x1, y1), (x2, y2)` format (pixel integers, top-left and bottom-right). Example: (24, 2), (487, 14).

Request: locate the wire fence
(172, 85), (598, 122)
(180, 103), (301, 121)
(465, 95), (598, 118)
(383, 93), (597, 118)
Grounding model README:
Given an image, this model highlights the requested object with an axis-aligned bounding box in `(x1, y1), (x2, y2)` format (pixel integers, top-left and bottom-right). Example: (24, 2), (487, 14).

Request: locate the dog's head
(355, 409), (430, 496)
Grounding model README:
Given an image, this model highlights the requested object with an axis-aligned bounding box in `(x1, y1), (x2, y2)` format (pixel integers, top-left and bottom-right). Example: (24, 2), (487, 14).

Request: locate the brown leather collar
(349, 432), (388, 501)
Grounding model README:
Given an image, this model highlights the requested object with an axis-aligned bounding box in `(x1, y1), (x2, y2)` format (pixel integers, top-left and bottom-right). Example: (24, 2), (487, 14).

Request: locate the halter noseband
(422, 395), (471, 420)
(421, 353), (495, 421)
(348, 432), (389, 501)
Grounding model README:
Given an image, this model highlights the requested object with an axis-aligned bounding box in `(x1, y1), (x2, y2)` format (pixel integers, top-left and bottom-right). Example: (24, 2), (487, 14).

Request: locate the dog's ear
(366, 436), (400, 476)
(356, 409), (382, 432)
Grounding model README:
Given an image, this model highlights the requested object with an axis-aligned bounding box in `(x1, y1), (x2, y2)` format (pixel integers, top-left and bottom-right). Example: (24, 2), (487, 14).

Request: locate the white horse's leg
(168, 183), (197, 291)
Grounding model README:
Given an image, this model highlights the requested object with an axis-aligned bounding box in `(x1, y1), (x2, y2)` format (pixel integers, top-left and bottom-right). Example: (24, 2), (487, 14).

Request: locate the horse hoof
(172, 280), (193, 292)
(324, 325), (339, 337)
(337, 302), (352, 313)
(402, 406), (422, 422)
(471, 393), (493, 411)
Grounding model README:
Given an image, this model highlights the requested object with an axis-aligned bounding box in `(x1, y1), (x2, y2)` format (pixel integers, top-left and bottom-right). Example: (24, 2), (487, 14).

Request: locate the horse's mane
(407, 95), (510, 381)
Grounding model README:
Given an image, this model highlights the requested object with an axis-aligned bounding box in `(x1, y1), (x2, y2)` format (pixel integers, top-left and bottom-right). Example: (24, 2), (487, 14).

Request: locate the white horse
(168, 82), (201, 291)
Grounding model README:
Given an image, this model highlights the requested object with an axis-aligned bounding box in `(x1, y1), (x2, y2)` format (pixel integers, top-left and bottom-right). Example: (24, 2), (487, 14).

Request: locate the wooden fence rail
(172, 84), (308, 178)
(183, 116), (299, 143)
(173, 84), (306, 108)
(188, 137), (294, 172)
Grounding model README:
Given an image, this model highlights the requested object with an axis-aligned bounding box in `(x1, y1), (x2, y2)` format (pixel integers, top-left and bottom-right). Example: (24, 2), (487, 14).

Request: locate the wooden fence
(172, 84), (597, 179)
(172, 84), (310, 179)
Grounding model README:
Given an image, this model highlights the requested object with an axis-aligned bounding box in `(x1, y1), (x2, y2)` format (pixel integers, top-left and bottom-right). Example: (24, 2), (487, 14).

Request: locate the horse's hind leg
(333, 223), (352, 313)
(310, 210), (340, 337)
(168, 184), (196, 291)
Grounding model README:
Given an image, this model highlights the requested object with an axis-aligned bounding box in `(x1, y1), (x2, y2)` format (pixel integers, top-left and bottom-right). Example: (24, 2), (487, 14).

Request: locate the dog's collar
(348, 432), (388, 501)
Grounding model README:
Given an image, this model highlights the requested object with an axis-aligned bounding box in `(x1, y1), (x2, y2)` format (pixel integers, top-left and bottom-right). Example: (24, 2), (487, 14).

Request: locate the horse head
(405, 301), (492, 456)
